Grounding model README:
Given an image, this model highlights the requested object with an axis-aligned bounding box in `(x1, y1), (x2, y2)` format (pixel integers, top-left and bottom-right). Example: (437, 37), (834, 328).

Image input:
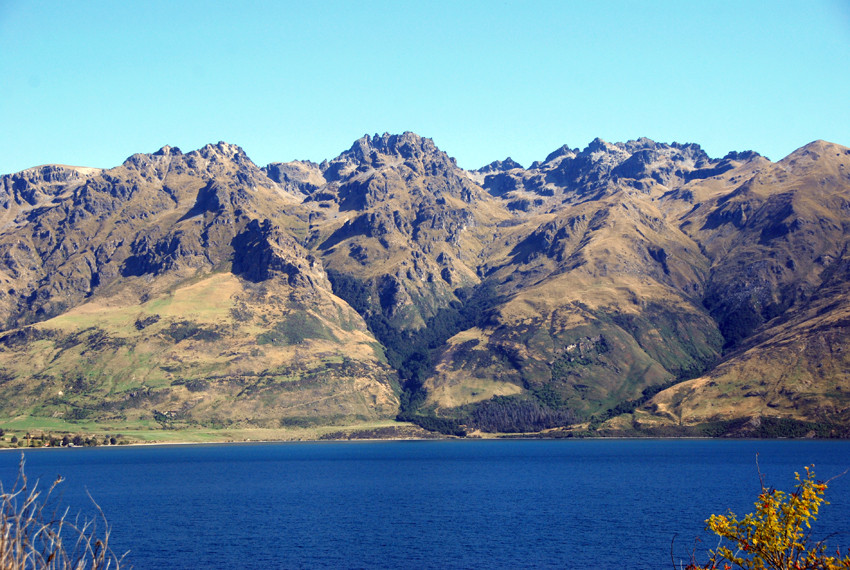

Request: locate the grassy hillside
(0, 271), (400, 431)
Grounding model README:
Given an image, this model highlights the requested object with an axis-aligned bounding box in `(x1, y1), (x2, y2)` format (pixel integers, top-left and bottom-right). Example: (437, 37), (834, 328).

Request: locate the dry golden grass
(424, 374), (522, 409)
(1, 457), (125, 569)
(0, 262), (400, 429)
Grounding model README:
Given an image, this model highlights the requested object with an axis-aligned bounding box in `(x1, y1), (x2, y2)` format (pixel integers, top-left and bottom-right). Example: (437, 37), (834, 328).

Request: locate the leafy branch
(686, 461), (849, 569)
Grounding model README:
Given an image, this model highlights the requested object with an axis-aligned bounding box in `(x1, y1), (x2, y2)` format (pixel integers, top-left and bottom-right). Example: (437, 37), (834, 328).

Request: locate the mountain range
(1, 132), (849, 438)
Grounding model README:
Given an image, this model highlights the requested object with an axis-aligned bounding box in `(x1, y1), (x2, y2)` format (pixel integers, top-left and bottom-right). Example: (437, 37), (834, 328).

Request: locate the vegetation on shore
(4, 412), (850, 445)
(0, 428), (127, 449)
(686, 464), (850, 570)
(0, 419), (442, 447)
(1, 457), (124, 569)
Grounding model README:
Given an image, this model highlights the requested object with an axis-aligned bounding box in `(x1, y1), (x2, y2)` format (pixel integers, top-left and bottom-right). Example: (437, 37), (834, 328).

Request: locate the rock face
(262, 160), (325, 196)
(0, 134), (849, 436)
(476, 137), (722, 205)
(305, 132), (505, 331)
(231, 219), (328, 288)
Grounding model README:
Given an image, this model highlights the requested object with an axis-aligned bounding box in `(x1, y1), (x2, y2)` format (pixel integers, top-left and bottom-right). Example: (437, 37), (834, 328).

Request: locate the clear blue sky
(1, 1), (849, 174)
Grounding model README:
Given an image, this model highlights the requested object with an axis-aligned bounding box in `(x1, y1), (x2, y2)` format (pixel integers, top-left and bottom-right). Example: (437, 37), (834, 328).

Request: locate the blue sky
(1, 1), (848, 174)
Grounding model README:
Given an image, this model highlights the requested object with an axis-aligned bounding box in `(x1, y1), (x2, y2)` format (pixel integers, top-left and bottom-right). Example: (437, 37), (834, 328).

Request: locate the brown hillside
(1, 135), (849, 437)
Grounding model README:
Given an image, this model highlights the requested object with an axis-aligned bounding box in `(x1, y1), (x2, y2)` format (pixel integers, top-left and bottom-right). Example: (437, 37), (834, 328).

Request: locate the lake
(1, 439), (848, 569)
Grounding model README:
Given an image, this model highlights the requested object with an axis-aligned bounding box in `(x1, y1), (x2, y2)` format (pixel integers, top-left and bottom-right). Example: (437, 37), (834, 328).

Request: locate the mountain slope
(605, 142), (850, 433)
(0, 144), (399, 429)
(418, 138), (850, 433)
(1, 134), (849, 437)
(420, 139), (729, 425)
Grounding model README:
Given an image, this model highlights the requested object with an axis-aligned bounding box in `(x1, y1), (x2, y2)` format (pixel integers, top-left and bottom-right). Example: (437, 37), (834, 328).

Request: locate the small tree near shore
(687, 465), (850, 569)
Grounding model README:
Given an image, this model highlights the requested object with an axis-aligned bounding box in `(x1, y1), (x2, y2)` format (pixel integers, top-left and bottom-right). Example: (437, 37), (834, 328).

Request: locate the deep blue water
(1, 440), (848, 569)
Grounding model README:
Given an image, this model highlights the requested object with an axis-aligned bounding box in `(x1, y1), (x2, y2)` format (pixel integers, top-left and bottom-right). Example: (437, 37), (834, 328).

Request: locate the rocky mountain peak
(544, 144), (577, 163)
(668, 140), (709, 158)
(16, 164), (97, 183)
(722, 150), (762, 162)
(5, 165), (88, 189)
(584, 137), (619, 154)
(334, 132), (447, 168)
(779, 140), (850, 166)
(478, 136), (753, 209)
(475, 157), (525, 174)
(152, 145), (183, 157)
(196, 141), (249, 163)
(121, 148), (184, 175)
(0, 164), (96, 209)
(629, 136), (658, 149)
(321, 131), (462, 185)
(179, 142), (303, 201)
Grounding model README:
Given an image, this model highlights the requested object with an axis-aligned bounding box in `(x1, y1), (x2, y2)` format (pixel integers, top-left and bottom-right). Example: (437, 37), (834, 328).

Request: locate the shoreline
(3, 416), (846, 450)
(2, 432), (842, 451)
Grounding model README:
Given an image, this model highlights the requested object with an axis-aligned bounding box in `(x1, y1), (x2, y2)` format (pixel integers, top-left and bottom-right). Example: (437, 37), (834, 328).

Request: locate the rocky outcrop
(263, 160), (325, 196)
(232, 219), (329, 289)
(478, 137), (730, 208)
(306, 132), (505, 330)
(0, 165), (96, 210)
(474, 157), (524, 174)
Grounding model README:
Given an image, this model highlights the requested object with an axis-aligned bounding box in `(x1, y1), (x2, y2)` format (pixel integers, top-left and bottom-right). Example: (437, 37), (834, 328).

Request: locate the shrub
(467, 396), (576, 433)
(687, 464), (850, 569)
(0, 456), (125, 569)
(256, 312), (335, 346)
(162, 320), (221, 343)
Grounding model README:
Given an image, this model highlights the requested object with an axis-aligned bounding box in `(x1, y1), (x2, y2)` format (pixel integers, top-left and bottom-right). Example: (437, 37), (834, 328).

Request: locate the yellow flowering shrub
(689, 466), (850, 570)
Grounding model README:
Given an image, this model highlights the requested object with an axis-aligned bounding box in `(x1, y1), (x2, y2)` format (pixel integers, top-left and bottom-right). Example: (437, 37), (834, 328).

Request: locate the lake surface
(1, 439), (849, 569)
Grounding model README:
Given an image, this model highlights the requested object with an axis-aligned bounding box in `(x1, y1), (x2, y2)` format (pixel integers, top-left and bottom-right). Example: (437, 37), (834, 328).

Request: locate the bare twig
(0, 454), (127, 569)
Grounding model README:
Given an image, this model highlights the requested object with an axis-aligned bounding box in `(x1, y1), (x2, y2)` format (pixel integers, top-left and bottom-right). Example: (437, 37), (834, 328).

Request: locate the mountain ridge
(1, 132), (849, 439)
